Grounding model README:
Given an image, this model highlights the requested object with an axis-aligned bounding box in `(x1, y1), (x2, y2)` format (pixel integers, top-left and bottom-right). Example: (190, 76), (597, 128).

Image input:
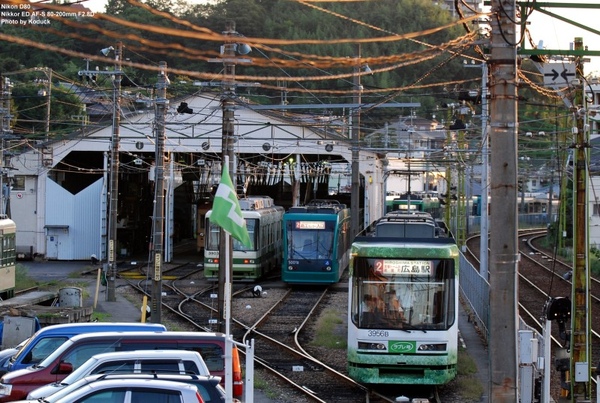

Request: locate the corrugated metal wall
(46, 178), (103, 260)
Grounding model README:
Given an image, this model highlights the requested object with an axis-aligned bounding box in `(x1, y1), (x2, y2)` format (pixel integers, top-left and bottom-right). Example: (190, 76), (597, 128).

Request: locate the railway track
(123, 266), (438, 402)
(465, 230), (600, 400)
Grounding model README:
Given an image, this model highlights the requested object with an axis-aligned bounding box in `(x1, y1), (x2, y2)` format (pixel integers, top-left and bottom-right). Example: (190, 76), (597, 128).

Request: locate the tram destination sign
(376, 260), (433, 275)
(296, 221), (326, 230)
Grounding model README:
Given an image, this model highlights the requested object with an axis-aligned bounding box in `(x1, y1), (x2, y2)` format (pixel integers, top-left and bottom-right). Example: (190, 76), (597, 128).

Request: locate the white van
(26, 349), (210, 400)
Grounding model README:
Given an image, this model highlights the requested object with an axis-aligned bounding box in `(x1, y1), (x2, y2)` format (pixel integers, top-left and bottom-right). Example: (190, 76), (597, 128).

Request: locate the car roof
(90, 373), (222, 384)
(21, 373), (221, 403)
(53, 377), (200, 399)
(87, 349), (205, 360)
(32, 322), (166, 332)
(66, 330), (226, 342)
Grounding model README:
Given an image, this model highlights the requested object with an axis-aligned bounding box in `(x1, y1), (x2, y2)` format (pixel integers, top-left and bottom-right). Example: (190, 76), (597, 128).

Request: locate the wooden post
(93, 268), (101, 309)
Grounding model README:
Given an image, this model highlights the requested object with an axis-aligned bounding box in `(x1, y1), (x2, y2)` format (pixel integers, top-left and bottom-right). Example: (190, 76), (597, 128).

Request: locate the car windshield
(44, 375), (223, 403)
(40, 375), (104, 402)
(13, 337), (68, 367)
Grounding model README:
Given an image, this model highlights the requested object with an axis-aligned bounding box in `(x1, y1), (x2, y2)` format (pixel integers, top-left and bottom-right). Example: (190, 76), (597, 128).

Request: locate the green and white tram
(347, 236), (459, 386)
(0, 215), (16, 299)
(204, 196), (284, 281)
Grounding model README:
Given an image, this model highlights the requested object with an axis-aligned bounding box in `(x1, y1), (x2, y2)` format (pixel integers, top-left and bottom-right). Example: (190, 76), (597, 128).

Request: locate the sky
(526, 4), (600, 78)
(81, 0), (600, 77)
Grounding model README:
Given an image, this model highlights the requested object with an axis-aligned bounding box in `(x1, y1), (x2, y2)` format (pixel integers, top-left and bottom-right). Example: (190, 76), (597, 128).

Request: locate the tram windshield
(206, 218), (257, 251)
(351, 257), (455, 330)
(286, 220), (334, 260)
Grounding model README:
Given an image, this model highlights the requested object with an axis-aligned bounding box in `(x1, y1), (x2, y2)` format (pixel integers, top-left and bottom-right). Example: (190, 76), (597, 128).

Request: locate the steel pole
(351, 46), (361, 237)
(480, 63), (489, 280)
(570, 37), (591, 402)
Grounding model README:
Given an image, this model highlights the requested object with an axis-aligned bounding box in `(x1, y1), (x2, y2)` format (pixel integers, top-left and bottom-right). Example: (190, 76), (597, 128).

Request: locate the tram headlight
(288, 265), (295, 271)
(324, 266), (332, 271)
(417, 343), (446, 352)
(358, 341), (387, 351)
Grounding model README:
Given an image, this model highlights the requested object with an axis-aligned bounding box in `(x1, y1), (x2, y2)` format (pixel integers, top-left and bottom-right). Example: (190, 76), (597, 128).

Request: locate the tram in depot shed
(195, 201), (211, 254)
(347, 216), (459, 386)
(386, 192), (442, 218)
(204, 196), (284, 281)
(281, 199), (352, 285)
(0, 215), (16, 299)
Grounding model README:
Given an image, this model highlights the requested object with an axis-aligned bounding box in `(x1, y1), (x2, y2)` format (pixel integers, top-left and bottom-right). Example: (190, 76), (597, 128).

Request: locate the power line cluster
(0, 0), (581, 171)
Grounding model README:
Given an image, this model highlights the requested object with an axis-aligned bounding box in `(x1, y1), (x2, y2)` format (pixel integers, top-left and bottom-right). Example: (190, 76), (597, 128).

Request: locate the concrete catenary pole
(488, 0), (519, 400)
(107, 41), (122, 302)
(150, 61), (169, 324)
(218, 20), (237, 334)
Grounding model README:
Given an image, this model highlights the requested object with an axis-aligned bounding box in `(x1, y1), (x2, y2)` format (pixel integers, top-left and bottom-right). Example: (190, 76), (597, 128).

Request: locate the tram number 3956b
(367, 330), (389, 338)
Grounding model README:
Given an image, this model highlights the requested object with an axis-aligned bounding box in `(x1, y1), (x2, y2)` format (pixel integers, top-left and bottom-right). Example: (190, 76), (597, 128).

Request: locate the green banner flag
(211, 164), (252, 247)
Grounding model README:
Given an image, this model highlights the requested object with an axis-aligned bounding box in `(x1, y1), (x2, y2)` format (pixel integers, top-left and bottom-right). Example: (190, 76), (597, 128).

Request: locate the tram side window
(233, 219), (256, 251)
(0, 235), (15, 267)
(207, 221), (220, 250)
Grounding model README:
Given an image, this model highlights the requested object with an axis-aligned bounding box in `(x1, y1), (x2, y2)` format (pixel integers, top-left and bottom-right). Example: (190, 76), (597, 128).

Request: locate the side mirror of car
(56, 362), (74, 374)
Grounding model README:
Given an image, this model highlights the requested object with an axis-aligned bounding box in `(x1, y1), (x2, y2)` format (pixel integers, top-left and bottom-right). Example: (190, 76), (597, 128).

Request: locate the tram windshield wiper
(401, 323), (426, 333)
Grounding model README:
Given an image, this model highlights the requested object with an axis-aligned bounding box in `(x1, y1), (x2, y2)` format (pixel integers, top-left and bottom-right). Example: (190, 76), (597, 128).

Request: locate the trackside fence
(459, 252), (490, 342)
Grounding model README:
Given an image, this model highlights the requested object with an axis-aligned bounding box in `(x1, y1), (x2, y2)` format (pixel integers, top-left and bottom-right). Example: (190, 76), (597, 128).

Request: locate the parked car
(5, 322), (166, 373)
(14, 373), (232, 403)
(0, 339), (28, 376)
(42, 377), (204, 403)
(27, 349), (210, 399)
(0, 331), (242, 401)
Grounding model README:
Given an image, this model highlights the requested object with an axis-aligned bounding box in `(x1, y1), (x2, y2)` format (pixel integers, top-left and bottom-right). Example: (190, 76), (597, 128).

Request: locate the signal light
(177, 102), (193, 114)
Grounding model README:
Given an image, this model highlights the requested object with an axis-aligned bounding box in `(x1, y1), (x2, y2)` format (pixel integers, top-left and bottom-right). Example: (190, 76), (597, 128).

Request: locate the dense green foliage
(0, 0), (487, 132)
(0, 0), (567, 142)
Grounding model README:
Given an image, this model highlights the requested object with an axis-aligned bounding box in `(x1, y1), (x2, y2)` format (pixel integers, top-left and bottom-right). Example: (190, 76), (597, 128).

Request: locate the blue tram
(281, 199), (352, 285)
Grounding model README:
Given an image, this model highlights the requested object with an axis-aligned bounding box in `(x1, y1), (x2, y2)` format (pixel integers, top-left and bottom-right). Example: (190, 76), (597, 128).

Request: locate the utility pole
(0, 76), (13, 216)
(351, 45), (361, 238)
(480, 64), (489, 280)
(107, 42), (123, 302)
(39, 67), (52, 142)
(570, 37), (591, 403)
(488, 0), (518, 401)
(150, 61), (168, 324)
(205, 21), (251, 333)
(456, 129), (466, 246)
(217, 21), (241, 333)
